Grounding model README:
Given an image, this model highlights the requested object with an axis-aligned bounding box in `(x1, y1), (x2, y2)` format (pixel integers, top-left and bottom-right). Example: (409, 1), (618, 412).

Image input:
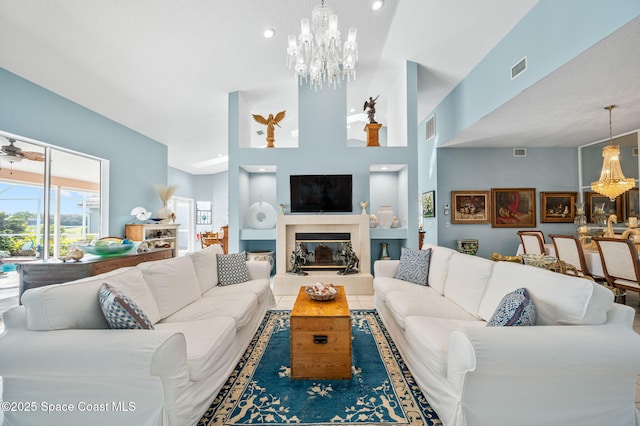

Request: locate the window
(0, 132), (106, 259)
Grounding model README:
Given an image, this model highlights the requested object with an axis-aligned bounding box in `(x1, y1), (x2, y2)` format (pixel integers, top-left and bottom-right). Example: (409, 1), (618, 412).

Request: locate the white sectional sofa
(0, 245), (274, 426)
(374, 243), (640, 426)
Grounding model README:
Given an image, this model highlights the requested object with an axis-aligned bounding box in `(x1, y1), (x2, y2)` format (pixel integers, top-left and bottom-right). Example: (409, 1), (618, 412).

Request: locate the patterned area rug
(198, 310), (441, 425)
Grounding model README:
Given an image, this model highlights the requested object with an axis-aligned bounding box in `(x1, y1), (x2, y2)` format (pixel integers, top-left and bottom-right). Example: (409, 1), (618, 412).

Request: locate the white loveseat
(0, 245), (274, 426)
(374, 243), (640, 426)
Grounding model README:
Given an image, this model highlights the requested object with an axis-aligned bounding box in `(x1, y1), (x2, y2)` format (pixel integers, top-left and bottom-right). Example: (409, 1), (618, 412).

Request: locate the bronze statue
(289, 242), (309, 276)
(337, 241), (359, 275)
(252, 110), (286, 148)
(363, 95), (379, 124)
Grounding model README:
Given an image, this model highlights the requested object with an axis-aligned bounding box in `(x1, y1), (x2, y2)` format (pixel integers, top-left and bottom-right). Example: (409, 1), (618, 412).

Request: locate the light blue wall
(0, 68), (168, 236)
(228, 61), (420, 259)
(421, 0), (640, 256)
(433, 0), (640, 145)
(168, 167), (197, 199)
(417, 115), (438, 246)
(437, 147), (579, 257)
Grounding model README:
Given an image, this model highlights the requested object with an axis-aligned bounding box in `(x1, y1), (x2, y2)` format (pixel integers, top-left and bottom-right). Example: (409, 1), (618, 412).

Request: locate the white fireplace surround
(273, 214), (373, 295)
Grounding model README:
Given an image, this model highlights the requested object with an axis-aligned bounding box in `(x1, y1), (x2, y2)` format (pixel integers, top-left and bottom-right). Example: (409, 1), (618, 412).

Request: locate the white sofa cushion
(154, 317), (236, 382)
(405, 316), (485, 376)
(22, 267), (161, 330)
(186, 244), (223, 293)
(374, 276), (427, 303)
(138, 256), (202, 319)
(203, 278), (272, 307)
(159, 293), (258, 330)
(422, 243), (457, 294)
(443, 253), (494, 317)
(385, 287), (477, 329)
(478, 261), (614, 325)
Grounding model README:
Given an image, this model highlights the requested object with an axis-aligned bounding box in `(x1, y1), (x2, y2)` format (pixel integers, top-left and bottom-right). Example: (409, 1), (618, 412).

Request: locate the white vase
(377, 206), (394, 229)
(156, 205), (172, 222)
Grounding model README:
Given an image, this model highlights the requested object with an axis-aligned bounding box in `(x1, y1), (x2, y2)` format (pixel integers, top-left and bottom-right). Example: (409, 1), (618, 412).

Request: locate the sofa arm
(374, 260), (400, 278)
(247, 260), (270, 280)
(448, 324), (640, 378)
(0, 328), (188, 378)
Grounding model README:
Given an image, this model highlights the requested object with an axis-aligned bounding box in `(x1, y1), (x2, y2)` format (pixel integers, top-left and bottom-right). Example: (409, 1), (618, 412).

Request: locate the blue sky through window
(0, 182), (95, 216)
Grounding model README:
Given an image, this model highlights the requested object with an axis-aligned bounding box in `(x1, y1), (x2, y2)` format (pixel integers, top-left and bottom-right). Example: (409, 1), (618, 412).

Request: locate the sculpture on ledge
(363, 95), (379, 124)
(252, 110), (286, 148)
(337, 241), (359, 275)
(289, 242), (308, 276)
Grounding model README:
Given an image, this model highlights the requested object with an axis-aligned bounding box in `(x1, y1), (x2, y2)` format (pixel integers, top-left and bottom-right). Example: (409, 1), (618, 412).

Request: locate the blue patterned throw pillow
(98, 283), (154, 329)
(217, 252), (251, 286)
(395, 247), (431, 286)
(487, 287), (536, 326)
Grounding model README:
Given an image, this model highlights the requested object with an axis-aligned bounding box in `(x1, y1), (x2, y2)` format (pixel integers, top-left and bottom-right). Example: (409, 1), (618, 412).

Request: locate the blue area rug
(198, 310), (441, 425)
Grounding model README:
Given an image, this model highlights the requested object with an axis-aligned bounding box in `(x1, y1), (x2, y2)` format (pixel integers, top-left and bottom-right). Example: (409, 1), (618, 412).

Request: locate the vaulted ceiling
(1, 1), (638, 175)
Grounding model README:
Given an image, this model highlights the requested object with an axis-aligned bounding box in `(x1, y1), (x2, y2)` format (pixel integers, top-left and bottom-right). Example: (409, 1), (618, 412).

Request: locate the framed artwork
(451, 190), (491, 224)
(423, 191), (435, 218)
(625, 188), (639, 220)
(491, 188), (536, 228)
(585, 191), (622, 223)
(540, 192), (577, 223)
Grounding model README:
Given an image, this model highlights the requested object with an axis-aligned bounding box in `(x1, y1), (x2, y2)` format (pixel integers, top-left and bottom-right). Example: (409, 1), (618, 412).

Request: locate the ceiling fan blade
(22, 151), (45, 161)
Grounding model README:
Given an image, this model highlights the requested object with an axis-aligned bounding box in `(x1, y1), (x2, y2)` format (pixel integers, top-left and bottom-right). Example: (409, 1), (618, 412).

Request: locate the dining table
(516, 242), (606, 279)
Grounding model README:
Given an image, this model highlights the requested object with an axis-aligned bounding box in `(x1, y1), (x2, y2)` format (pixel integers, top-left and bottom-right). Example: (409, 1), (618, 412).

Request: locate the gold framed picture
(451, 190), (490, 224)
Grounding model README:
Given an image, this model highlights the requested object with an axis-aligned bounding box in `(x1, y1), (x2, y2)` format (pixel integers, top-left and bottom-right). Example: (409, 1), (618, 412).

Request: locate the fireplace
(295, 232), (351, 270)
(273, 214), (373, 295)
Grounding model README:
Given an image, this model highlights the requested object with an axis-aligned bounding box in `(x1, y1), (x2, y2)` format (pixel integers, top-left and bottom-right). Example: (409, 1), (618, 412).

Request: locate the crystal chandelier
(591, 105), (635, 201)
(287, 0), (358, 90)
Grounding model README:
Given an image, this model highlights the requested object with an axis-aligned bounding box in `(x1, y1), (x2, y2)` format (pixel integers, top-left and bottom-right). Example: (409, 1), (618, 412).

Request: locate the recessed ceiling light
(381, 166), (389, 171)
(371, 0), (384, 11)
(263, 28), (276, 39)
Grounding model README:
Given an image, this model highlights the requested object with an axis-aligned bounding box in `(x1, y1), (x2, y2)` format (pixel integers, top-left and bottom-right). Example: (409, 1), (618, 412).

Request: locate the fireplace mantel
(273, 214), (373, 295)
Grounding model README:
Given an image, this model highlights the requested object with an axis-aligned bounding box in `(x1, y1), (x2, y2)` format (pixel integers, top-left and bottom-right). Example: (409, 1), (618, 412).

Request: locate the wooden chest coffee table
(290, 285), (351, 380)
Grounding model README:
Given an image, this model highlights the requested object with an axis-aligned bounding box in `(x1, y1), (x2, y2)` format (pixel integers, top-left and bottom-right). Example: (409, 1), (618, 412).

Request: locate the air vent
(511, 56), (527, 80)
(513, 148), (526, 157)
(425, 114), (436, 141)
(634, 147), (638, 156)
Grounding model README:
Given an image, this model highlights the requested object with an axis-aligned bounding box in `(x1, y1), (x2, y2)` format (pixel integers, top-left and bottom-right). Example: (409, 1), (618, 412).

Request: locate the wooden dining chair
(517, 230), (546, 255)
(200, 231), (222, 249)
(549, 234), (600, 280)
(593, 237), (640, 302)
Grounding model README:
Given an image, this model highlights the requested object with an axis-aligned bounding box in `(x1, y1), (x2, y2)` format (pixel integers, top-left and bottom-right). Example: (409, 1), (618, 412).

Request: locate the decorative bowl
(79, 243), (136, 257)
(305, 285), (339, 301)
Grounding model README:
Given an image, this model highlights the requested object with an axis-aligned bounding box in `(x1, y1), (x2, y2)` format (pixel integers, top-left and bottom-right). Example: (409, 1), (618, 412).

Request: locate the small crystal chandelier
(591, 105), (635, 201)
(287, 0), (358, 90)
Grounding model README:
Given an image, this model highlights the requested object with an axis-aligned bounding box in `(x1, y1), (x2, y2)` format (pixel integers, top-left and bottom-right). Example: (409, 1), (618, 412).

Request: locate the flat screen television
(290, 174), (352, 213)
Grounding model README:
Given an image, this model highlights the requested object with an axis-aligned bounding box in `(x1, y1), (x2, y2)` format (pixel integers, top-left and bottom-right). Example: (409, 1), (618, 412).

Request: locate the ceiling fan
(0, 138), (45, 162)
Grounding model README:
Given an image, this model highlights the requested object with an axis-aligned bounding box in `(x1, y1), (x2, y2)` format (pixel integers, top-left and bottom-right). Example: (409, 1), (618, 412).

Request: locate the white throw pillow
(187, 244), (224, 293)
(138, 256), (202, 318)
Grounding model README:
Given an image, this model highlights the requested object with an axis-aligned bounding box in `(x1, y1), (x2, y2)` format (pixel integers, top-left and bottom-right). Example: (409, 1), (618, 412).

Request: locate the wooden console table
(17, 248), (173, 301)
